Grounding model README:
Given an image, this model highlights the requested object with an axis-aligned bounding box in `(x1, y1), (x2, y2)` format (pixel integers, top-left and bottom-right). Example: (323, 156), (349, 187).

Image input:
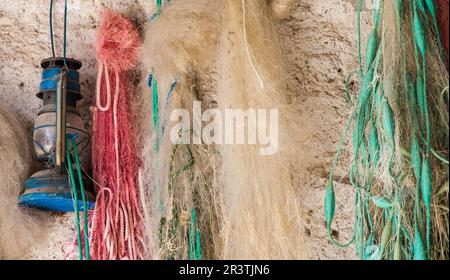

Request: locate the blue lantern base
(19, 192), (95, 212)
(19, 169), (95, 213)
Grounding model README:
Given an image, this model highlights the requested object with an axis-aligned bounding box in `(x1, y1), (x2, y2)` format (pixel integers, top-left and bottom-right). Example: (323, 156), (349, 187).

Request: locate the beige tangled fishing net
(139, 0), (307, 260)
(0, 106), (51, 259)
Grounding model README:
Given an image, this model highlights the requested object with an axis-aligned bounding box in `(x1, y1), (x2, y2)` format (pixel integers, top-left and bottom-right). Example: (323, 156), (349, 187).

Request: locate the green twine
(156, 0), (163, 17)
(189, 208), (202, 260)
(150, 0), (171, 21)
(150, 73), (160, 154)
(357, 0), (364, 79)
(325, 0), (447, 260)
(160, 136), (202, 260)
(413, 0), (432, 258)
(70, 135), (90, 260)
(66, 134), (90, 260)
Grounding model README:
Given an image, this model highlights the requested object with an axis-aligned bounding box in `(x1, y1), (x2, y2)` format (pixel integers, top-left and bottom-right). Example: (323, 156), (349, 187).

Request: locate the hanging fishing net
(325, 0), (449, 260)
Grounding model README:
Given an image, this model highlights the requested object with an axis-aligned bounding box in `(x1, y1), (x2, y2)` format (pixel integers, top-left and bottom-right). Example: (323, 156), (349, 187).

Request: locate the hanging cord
(49, 0), (69, 64)
(50, 0), (55, 57)
(66, 134), (90, 260)
(70, 134), (90, 260)
(49, 0), (68, 65)
(66, 150), (82, 260)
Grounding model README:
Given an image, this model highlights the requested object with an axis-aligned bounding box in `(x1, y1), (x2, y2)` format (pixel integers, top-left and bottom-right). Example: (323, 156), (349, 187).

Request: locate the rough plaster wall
(0, 0), (371, 259)
(280, 0), (371, 260)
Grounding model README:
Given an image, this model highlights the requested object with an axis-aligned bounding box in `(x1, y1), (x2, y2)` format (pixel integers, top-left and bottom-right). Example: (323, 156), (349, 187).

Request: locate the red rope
(90, 66), (146, 260)
(70, 10), (146, 260)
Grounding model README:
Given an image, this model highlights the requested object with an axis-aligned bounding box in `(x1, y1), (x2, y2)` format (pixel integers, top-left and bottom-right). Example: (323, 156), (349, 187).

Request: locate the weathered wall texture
(0, 0), (370, 259)
(280, 0), (372, 260)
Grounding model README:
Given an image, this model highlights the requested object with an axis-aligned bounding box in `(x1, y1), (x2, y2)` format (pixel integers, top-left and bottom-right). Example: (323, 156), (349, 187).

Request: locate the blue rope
(50, 0), (55, 57)
(163, 77), (178, 109)
(49, 0), (69, 66)
(147, 72), (153, 88)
